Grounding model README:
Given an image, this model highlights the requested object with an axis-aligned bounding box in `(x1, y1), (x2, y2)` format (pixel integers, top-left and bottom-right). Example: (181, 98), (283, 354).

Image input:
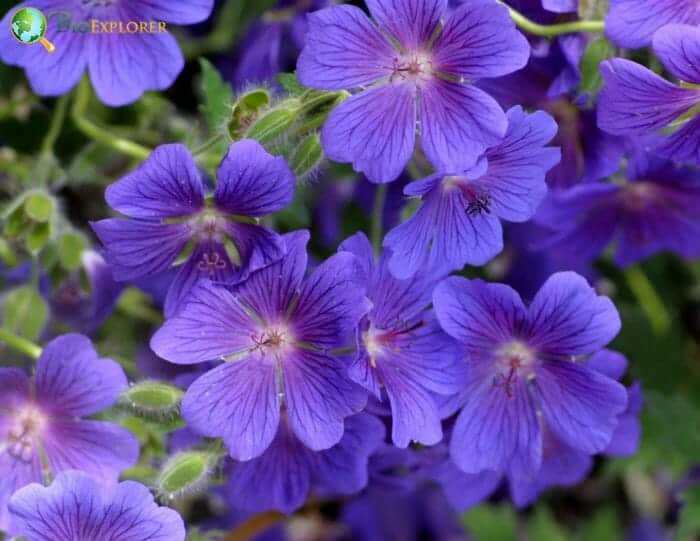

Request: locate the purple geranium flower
(8, 470), (185, 541)
(296, 0), (530, 182)
(92, 140), (294, 316)
(433, 272), (627, 480)
(227, 413), (384, 514)
(151, 231), (369, 460)
(0, 334), (138, 532)
(605, 0), (700, 49)
(535, 151), (700, 267)
(383, 106), (560, 279)
(338, 232), (465, 447)
(541, 0), (577, 12)
(435, 349), (641, 509)
(598, 25), (700, 164)
(0, 1), (213, 106)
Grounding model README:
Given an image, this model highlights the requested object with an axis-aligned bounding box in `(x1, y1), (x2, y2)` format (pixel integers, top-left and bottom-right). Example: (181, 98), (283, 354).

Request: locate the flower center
(622, 181), (658, 211)
(493, 341), (536, 398)
(391, 52), (433, 83)
(362, 320), (424, 368)
(190, 213), (226, 242)
(251, 324), (294, 357)
(444, 177), (492, 216)
(6, 405), (47, 462)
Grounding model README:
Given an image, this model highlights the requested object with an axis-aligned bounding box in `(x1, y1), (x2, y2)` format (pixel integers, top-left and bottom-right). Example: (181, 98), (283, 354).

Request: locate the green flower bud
(244, 101), (300, 143)
(157, 450), (211, 497)
(24, 192), (54, 223)
(58, 232), (86, 271)
(290, 133), (323, 178)
(123, 380), (183, 418)
(229, 88), (271, 139)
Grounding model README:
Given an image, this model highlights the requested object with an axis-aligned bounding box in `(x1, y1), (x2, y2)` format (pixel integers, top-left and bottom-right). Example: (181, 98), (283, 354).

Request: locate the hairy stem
(371, 183), (388, 256)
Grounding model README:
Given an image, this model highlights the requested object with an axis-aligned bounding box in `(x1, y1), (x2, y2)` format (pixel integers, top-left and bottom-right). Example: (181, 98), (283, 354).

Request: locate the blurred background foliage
(0, 0), (699, 539)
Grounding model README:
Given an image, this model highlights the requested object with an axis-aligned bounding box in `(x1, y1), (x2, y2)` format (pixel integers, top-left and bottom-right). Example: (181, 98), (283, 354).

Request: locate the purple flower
(535, 152), (700, 267)
(433, 272), (627, 480)
(383, 106), (560, 279)
(48, 251), (124, 334)
(605, 0), (700, 49)
(338, 232), (465, 447)
(92, 140), (294, 316)
(151, 231), (370, 460)
(541, 0), (577, 12)
(8, 470), (185, 541)
(598, 25), (700, 164)
(0, 334), (138, 532)
(435, 350), (641, 509)
(0, 1), (213, 106)
(226, 413), (384, 514)
(296, 0), (530, 182)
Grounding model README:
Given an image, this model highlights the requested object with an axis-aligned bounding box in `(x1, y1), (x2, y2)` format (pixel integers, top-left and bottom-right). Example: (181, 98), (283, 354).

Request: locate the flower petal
(283, 349), (367, 451)
(420, 80), (507, 171)
(321, 82), (416, 183)
(433, 276), (527, 356)
(88, 27), (183, 106)
(136, 0), (214, 24)
(297, 5), (395, 90)
(605, 0), (700, 49)
(432, 0), (529, 79)
(533, 361), (627, 454)
(105, 144), (203, 219)
(151, 281), (256, 365)
(214, 139), (295, 217)
(91, 218), (192, 281)
(181, 358), (280, 460)
(292, 252), (370, 348)
(34, 334), (127, 417)
(450, 373), (541, 476)
(366, 0), (446, 50)
(598, 59), (700, 135)
(42, 420), (139, 483)
(652, 24), (700, 84)
(526, 272), (621, 356)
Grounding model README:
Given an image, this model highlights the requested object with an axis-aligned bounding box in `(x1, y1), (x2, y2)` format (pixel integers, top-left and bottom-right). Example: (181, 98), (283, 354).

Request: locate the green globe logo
(10, 7), (55, 53)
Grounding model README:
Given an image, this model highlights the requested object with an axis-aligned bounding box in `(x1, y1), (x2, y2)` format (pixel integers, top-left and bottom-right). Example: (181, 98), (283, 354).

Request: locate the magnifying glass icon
(10, 7), (56, 53)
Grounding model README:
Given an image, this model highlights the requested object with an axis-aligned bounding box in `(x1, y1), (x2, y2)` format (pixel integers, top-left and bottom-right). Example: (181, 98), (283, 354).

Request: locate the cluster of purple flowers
(4, 0), (700, 537)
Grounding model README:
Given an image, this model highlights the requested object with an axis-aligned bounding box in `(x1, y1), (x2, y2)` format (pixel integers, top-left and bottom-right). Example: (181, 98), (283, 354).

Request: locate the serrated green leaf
(199, 58), (233, 130)
(3, 286), (48, 341)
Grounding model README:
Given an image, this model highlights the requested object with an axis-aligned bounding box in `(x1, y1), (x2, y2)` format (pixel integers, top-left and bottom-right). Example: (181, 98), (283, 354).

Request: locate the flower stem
(71, 78), (151, 161)
(507, 6), (604, 37)
(40, 93), (69, 157)
(0, 328), (42, 359)
(624, 266), (672, 335)
(371, 183), (388, 256)
(192, 133), (225, 157)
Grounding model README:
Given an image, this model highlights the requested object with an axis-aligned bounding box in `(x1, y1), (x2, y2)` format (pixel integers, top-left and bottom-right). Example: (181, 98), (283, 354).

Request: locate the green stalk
(507, 5), (604, 37)
(0, 328), (42, 359)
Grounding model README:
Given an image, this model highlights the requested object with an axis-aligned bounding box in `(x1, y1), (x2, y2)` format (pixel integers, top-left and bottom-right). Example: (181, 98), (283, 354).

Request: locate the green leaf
(198, 58), (233, 130)
(23, 192), (54, 222)
(576, 507), (621, 541)
(579, 37), (614, 95)
(58, 232), (85, 270)
(3, 286), (48, 341)
(276, 72), (305, 97)
(644, 391), (700, 469)
(462, 505), (517, 540)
